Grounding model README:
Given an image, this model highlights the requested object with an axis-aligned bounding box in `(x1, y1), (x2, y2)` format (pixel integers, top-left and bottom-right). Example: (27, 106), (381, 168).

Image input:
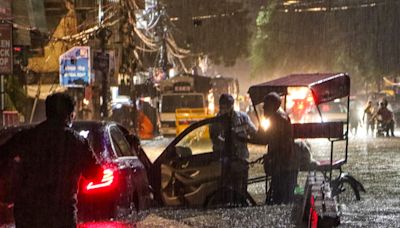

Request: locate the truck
(159, 73), (238, 136)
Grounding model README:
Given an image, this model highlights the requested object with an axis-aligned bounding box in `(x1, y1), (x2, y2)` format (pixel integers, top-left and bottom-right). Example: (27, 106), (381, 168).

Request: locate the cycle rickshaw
(248, 72), (365, 226)
(148, 73), (364, 227)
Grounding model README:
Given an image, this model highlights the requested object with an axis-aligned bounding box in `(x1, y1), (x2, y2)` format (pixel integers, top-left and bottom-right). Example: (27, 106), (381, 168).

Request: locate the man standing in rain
(0, 93), (101, 228)
(363, 100), (375, 136)
(248, 92), (297, 204)
(210, 94), (256, 198)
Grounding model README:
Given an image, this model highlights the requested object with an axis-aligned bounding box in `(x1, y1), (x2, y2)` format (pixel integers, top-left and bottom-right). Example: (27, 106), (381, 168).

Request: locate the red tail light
(82, 168), (117, 193)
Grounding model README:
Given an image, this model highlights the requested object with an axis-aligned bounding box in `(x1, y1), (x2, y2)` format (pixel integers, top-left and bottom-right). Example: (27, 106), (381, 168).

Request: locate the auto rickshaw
(148, 73), (364, 227)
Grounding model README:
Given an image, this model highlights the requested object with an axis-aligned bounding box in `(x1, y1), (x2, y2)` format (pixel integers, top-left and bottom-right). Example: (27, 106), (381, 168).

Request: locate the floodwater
(137, 131), (400, 227)
(2, 131), (400, 228)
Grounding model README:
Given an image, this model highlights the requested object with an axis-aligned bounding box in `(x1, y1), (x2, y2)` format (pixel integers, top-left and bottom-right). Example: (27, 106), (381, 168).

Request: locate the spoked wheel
(204, 187), (255, 209)
(333, 178), (360, 204)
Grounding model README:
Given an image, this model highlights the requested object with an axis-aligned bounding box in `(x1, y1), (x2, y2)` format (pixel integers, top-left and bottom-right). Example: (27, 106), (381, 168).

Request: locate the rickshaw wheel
(334, 178), (360, 203)
(204, 187), (254, 209)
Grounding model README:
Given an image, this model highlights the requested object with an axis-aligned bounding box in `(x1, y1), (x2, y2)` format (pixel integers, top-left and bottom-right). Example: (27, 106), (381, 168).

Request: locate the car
(0, 121), (154, 224)
(149, 115), (234, 207)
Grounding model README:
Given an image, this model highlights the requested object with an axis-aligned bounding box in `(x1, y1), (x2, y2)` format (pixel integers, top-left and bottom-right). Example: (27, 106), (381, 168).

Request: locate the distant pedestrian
(363, 101), (375, 136)
(0, 93), (101, 228)
(372, 99), (395, 137)
(349, 101), (361, 136)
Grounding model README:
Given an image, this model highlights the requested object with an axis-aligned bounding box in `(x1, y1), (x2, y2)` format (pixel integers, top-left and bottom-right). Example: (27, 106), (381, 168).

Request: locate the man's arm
(246, 129), (270, 145)
(244, 113), (257, 135)
(0, 132), (22, 164)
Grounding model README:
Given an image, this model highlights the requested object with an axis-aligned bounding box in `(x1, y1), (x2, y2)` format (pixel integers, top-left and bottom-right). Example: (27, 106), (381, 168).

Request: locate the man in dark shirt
(0, 93), (100, 228)
(210, 94), (256, 198)
(249, 92), (297, 204)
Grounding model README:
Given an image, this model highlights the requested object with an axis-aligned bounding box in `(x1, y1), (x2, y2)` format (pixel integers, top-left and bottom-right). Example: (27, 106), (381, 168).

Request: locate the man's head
(219, 93), (234, 115)
(381, 98), (388, 107)
(263, 92), (281, 117)
(45, 93), (76, 126)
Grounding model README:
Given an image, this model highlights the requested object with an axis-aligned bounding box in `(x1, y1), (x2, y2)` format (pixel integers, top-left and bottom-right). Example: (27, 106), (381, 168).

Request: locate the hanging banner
(0, 23), (12, 74)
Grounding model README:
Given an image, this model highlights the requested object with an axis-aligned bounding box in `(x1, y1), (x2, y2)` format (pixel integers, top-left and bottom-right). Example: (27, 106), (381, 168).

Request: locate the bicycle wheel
(335, 178), (360, 203)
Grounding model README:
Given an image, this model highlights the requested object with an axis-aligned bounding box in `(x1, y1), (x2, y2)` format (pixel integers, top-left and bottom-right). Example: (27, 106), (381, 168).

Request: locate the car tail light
(82, 167), (117, 193)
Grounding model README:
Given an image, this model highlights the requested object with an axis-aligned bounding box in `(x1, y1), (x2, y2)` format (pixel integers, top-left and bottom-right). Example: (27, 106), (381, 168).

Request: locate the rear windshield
(72, 124), (107, 159)
(161, 94), (204, 112)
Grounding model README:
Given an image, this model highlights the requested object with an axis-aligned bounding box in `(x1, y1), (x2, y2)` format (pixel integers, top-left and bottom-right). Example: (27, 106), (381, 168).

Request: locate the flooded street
(137, 132), (400, 227)
(2, 133), (399, 228)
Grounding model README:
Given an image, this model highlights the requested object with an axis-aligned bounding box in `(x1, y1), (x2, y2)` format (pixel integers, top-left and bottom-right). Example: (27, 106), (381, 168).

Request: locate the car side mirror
(176, 146), (192, 158)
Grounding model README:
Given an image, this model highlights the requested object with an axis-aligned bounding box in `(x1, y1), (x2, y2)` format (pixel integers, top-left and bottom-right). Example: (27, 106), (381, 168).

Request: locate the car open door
(150, 116), (223, 207)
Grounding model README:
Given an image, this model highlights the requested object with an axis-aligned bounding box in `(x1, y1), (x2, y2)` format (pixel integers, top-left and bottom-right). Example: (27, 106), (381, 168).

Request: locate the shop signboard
(59, 46), (91, 87)
(0, 23), (12, 74)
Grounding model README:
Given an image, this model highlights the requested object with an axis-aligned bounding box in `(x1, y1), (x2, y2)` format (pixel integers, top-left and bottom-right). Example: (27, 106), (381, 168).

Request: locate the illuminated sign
(59, 46), (91, 87)
(173, 82), (192, 92)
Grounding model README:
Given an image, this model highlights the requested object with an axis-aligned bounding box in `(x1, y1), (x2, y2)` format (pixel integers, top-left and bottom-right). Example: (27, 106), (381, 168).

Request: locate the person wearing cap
(210, 94), (256, 198)
(0, 93), (101, 228)
(248, 92), (297, 204)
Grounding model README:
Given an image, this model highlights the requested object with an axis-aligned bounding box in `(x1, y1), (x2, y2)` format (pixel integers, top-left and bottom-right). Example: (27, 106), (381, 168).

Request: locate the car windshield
(161, 94), (204, 112)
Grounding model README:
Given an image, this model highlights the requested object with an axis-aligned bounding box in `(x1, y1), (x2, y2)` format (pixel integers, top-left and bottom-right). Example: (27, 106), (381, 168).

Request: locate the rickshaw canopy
(248, 73), (350, 105)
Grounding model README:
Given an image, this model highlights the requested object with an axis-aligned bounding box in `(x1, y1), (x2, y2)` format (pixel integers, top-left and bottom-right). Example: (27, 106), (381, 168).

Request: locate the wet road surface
(137, 133), (400, 227)
(2, 132), (400, 227)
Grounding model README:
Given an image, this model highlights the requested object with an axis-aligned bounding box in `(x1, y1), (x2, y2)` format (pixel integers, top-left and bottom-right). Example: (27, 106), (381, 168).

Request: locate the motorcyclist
(210, 94), (256, 198)
(0, 93), (101, 228)
(248, 92), (297, 204)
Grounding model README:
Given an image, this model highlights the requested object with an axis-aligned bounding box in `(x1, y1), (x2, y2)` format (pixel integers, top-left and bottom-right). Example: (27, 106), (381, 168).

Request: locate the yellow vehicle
(175, 108), (214, 135)
(159, 74), (238, 136)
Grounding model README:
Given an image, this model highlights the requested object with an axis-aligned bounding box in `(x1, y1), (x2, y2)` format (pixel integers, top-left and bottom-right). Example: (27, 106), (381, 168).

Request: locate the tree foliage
(250, 1), (400, 91)
(162, 0), (250, 67)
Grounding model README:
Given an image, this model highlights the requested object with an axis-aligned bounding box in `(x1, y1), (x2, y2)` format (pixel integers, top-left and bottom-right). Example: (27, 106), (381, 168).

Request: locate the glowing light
(283, 0), (299, 6)
(86, 168), (114, 190)
(208, 92), (215, 114)
(261, 118), (270, 130)
(140, 97), (152, 103)
(79, 130), (90, 139)
(288, 87), (310, 100)
(78, 221), (130, 228)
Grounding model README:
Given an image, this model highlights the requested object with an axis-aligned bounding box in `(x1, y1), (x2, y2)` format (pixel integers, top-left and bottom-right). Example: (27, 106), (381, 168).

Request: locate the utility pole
(157, 5), (169, 77)
(97, 28), (111, 119)
(96, 0), (112, 119)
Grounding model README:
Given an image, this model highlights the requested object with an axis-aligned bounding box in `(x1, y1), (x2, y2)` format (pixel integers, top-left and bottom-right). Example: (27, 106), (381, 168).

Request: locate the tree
(250, 1), (400, 92)
(162, 0), (250, 67)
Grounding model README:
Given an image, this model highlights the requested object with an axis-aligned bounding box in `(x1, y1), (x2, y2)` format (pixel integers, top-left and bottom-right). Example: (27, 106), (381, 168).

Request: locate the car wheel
(114, 191), (139, 221)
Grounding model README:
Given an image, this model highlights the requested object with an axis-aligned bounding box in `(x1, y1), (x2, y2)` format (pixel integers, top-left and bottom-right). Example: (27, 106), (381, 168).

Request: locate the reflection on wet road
(139, 134), (400, 227)
(2, 133), (400, 227)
